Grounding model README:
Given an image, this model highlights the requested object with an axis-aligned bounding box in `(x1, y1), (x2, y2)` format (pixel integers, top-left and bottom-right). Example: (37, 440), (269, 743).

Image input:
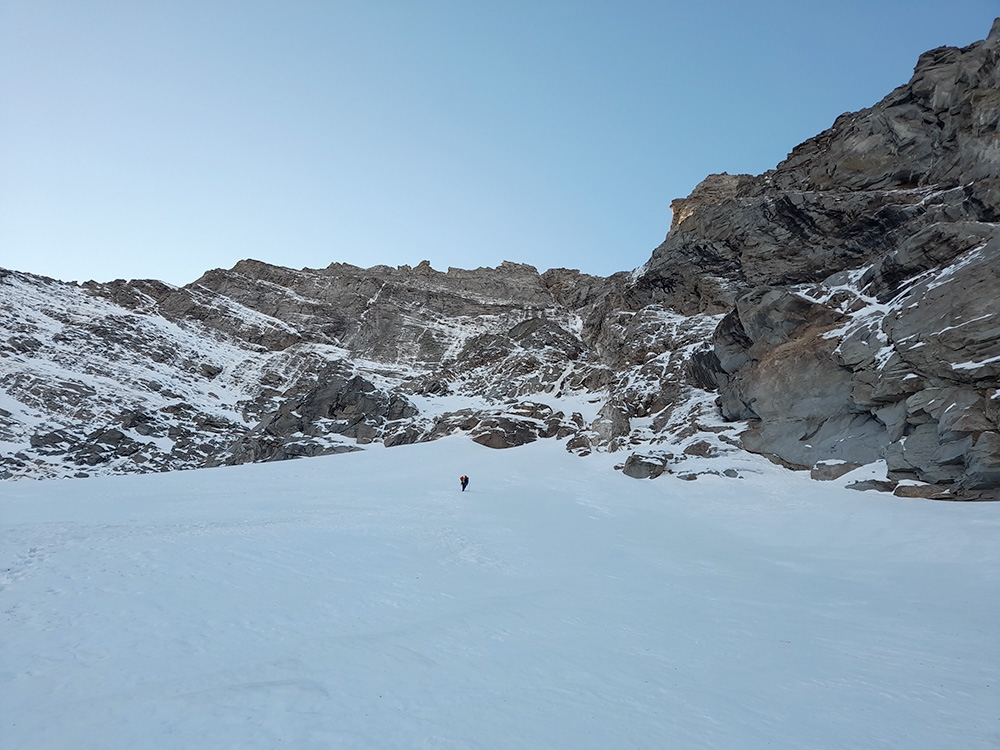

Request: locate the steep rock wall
(655, 21), (1000, 497)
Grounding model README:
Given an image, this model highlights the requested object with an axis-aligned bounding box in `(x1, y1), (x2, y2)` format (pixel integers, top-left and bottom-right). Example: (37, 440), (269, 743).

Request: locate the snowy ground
(2, 439), (998, 749)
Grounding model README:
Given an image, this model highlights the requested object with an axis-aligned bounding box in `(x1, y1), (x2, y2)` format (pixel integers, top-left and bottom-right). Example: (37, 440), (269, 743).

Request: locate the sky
(1, 2), (997, 286)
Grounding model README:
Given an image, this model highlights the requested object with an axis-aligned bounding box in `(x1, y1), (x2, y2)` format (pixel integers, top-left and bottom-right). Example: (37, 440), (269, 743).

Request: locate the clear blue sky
(1, 2), (996, 285)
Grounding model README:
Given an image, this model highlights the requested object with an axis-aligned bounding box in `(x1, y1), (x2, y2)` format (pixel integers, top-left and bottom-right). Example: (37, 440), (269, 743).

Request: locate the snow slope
(2, 440), (998, 749)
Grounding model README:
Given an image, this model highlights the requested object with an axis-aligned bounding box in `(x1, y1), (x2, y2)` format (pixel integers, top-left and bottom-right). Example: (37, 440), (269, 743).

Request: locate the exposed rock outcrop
(642, 20), (1000, 497)
(635, 21), (1000, 315)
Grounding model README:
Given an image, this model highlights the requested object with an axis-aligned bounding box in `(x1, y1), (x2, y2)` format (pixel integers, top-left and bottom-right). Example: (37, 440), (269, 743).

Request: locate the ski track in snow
(2, 438), (998, 749)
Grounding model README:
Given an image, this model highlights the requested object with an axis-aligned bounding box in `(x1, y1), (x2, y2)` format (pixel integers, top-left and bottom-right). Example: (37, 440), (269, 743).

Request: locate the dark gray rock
(810, 461), (863, 481)
(622, 453), (668, 479)
(963, 432), (1000, 490)
(712, 310), (755, 374)
(735, 288), (844, 353)
(893, 484), (958, 500)
(846, 479), (898, 493)
(591, 401), (631, 447)
(471, 417), (538, 449)
(683, 440), (716, 458)
(685, 346), (724, 391)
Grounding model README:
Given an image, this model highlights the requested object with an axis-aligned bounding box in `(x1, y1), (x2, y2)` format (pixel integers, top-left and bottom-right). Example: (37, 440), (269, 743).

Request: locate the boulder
(591, 402), (631, 446)
(810, 461), (863, 481)
(622, 453), (668, 479)
(683, 440), (717, 458)
(471, 417), (538, 449)
(846, 479), (898, 493)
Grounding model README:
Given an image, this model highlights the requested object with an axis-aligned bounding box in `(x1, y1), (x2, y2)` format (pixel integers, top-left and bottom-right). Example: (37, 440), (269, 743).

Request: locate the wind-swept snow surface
(2, 440), (998, 749)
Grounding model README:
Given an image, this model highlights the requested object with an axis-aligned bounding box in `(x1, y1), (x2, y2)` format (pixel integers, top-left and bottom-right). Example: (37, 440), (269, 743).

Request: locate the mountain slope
(0, 259), (727, 481)
(3, 438), (998, 749)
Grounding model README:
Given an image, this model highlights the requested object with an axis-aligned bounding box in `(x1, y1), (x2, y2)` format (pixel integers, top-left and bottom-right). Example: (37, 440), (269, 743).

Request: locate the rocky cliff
(634, 19), (1000, 498)
(0, 259), (723, 480)
(2, 21), (999, 498)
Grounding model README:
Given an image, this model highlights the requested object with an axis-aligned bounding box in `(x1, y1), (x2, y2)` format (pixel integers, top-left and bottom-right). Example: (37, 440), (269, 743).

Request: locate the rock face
(2, 20), (999, 498)
(639, 21), (1000, 314)
(0, 259), (729, 480)
(648, 20), (1000, 497)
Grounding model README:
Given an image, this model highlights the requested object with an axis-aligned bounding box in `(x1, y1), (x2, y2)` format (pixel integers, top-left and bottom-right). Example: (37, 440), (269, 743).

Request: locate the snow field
(2, 438), (998, 749)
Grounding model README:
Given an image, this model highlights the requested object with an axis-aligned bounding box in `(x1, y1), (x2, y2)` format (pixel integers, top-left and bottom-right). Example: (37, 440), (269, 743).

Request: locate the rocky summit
(3, 21), (999, 498)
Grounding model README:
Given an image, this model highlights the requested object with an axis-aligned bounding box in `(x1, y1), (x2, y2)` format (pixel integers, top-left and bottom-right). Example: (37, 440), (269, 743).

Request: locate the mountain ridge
(3, 20), (999, 498)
